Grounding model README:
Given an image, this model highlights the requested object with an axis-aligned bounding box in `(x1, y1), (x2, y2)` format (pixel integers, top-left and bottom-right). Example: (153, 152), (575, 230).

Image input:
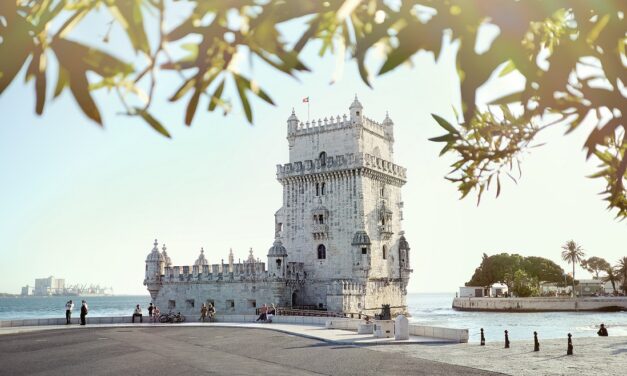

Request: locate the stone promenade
(0, 326), (498, 376)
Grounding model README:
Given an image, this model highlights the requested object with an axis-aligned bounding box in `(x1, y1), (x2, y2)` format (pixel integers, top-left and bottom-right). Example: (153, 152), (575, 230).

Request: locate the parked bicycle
(159, 311), (186, 323)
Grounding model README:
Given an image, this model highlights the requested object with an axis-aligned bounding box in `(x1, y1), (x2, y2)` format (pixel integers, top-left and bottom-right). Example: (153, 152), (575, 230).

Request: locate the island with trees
(453, 241), (627, 312)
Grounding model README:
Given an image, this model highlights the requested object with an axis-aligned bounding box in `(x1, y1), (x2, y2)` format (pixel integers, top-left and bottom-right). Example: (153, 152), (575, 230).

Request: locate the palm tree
(616, 257), (627, 294)
(561, 240), (585, 297)
(602, 267), (619, 295)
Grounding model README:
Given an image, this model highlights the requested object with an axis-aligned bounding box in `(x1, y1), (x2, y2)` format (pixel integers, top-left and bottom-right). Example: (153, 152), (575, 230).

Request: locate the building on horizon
(145, 97), (413, 316)
(33, 276), (65, 296)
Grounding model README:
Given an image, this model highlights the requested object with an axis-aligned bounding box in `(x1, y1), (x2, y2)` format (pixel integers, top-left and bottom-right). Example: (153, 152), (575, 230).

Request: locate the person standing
(153, 306), (160, 323)
(256, 304), (268, 322)
(80, 300), (88, 326)
(148, 303), (154, 322)
(65, 300), (74, 325)
(132, 304), (143, 323)
(200, 304), (208, 322)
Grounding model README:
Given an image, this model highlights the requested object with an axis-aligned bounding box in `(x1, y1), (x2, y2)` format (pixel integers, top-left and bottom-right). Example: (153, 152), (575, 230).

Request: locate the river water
(1, 293), (625, 342)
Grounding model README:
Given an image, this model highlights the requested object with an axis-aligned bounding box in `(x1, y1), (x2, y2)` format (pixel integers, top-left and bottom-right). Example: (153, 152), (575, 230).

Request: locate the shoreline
(452, 296), (627, 312)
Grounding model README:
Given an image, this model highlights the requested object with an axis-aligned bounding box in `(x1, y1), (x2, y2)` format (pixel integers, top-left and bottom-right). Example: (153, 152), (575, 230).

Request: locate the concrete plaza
(0, 326), (497, 376)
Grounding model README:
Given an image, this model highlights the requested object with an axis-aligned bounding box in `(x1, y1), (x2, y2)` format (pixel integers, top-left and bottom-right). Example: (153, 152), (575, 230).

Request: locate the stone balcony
(378, 224), (393, 240)
(312, 223), (328, 239)
(276, 152), (407, 182)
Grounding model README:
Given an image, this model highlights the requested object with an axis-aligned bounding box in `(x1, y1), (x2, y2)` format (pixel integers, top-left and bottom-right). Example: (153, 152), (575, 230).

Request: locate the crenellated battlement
(276, 152), (407, 181)
(289, 113), (350, 136)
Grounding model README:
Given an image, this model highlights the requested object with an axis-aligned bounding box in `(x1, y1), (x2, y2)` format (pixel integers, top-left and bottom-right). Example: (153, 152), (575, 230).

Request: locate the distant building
(34, 276), (65, 296)
(20, 285), (34, 296)
(459, 284), (508, 298)
(576, 279), (604, 296)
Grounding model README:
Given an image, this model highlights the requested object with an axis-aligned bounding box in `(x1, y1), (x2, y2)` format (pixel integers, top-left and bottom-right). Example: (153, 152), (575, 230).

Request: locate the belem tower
(145, 96), (412, 316)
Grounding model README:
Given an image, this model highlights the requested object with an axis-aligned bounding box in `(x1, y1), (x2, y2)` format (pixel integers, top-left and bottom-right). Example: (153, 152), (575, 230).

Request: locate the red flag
(302, 97), (309, 103)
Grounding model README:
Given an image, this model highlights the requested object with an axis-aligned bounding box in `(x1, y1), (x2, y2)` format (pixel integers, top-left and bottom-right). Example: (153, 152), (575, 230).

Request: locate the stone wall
(452, 297), (627, 312)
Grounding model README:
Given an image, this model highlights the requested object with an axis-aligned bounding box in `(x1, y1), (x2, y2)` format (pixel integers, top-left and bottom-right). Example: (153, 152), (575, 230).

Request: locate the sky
(0, 6), (625, 295)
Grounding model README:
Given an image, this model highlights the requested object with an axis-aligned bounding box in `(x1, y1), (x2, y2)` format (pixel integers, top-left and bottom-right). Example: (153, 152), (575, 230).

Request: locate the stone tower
(275, 96), (412, 314)
(144, 239), (165, 300)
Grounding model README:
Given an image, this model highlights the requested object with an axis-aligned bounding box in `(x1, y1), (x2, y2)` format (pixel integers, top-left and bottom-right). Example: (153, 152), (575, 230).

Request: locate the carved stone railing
(277, 152), (406, 181)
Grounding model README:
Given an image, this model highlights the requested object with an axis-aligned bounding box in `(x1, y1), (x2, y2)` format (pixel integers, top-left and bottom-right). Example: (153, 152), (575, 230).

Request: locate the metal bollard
(567, 333), (573, 355)
(534, 331), (539, 352)
(480, 328), (485, 346)
(504, 330), (510, 348)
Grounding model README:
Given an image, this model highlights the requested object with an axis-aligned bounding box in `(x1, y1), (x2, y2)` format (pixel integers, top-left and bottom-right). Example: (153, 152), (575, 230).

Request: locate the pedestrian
(80, 300), (88, 326)
(65, 300), (74, 325)
(266, 304), (276, 323)
(200, 304), (208, 322)
(207, 303), (216, 322)
(153, 306), (160, 323)
(597, 323), (608, 336)
(256, 304), (268, 322)
(132, 304), (143, 323)
(148, 303), (154, 322)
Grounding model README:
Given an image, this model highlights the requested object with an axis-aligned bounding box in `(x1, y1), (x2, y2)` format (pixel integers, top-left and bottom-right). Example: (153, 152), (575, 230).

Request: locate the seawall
(0, 315), (468, 343)
(452, 297), (627, 312)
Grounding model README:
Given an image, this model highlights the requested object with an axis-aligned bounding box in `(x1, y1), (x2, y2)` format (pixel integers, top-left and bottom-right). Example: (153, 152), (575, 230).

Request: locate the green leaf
(54, 66), (69, 98)
(169, 78), (195, 102)
(34, 52), (47, 115)
(208, 79), (225, 111)
(234, 74), (252, 123)
(69, 72), (102, 125)
(0, 14), (34, 94)
(51, 38), (133, 78)
(429, 134), (454, 143)
(498, 60), (517, 77)
(136, 108), (171, 138)
(431, 114), (459, 134)
(108, 1), (150, 54)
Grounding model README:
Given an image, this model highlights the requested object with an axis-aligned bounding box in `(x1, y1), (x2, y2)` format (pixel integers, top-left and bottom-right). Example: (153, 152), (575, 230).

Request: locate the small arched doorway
(291, 291), (298, 307)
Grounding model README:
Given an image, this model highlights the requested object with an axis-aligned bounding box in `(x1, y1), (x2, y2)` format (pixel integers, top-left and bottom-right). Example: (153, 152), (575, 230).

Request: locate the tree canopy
(466, 252), (568, 288)
(581, 256), (611, 279)
(0, 1), (625, 217)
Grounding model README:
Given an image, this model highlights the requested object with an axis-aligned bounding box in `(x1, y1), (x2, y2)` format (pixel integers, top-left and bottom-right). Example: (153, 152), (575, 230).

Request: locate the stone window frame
(382, 245), (387, 260)
(186, 299), (195, 309)
(317, 244), (326, 259)
(168, 300), (176, 309)
(226, 299), (235, 309)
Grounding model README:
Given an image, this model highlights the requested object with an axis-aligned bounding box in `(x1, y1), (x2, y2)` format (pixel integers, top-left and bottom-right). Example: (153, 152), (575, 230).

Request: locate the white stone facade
(145, 97), (412, 316)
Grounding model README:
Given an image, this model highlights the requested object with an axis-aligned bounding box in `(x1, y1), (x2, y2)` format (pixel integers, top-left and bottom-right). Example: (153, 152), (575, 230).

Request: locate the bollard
(504, 330), (510, 348)
(480, 328), (485, 346)
(567, 333), (573, 355)
(534, 331), (539, 352)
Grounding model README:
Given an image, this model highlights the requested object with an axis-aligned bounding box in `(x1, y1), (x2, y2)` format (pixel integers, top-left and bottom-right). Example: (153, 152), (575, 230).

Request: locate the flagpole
(308, 100), (310, 122)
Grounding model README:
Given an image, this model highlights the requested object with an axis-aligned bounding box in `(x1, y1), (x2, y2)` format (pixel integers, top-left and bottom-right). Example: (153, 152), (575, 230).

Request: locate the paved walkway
(0, 326), (499, 376)
(0, 321), (454, 345)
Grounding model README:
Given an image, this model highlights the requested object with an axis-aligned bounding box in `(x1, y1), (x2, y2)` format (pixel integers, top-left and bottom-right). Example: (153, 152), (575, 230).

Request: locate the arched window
(276, 259), (282, 267)
(319, 151), (327, 167)
(382, 245), (387, 260)
(321, 182), (326, 195)
(317, 244), (326, 259)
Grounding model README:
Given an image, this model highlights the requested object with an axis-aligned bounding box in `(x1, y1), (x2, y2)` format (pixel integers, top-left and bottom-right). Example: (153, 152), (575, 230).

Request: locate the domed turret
(161, 244), (172, 267)
(287, 108), (299, 134)
(267, 239), (287, 277)
(144, 239), (165, 300)
(349, 95), (363, 123)
(398, 232), (410, 269)
(194, 247), (209, 266)
(268, 239), (288, 257)
(383, 111), (394, 141)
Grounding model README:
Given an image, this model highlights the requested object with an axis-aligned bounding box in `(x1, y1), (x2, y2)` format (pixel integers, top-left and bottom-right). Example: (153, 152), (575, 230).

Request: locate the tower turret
(349, 95), (363, 123)
(383, 111), (394, 142)
(144, 239), (164, 300)
(267, 239), (288, 277)
(228, 248), (234, 273)
(287, 108), (299, 135)
(194, 247), (209, 266)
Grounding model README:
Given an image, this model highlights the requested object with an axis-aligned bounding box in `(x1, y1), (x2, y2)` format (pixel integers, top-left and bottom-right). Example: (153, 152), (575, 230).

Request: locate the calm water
(1, 293), (625, 342)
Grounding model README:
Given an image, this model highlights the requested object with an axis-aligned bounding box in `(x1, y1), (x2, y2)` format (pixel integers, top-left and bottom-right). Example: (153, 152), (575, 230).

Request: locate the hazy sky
(0, 7), (624, 295)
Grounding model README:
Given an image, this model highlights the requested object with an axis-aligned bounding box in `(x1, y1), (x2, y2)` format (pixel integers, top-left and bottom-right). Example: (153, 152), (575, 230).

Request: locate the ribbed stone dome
(194, 248), (209, 266)
(351, 231), (371, 246)
(268, 239), (288, 257)
(146, 239), (165, 262)
(399, 235), (410, 250)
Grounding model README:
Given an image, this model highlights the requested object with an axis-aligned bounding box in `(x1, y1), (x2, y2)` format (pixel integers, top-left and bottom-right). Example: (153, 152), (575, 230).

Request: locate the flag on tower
(302, 97), (309, 103)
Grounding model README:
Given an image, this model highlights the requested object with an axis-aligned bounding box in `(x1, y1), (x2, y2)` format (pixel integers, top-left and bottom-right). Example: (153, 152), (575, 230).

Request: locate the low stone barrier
(452, 297), (627, 312)
(324, 318), (468, 343)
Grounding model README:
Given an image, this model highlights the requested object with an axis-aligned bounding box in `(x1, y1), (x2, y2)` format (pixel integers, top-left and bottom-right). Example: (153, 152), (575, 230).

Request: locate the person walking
(80, 300), (88, 326)
(65, 300), (74, 325)
(132, 304), (143, 323)
(200, 304), (208, 322)
(256, 304), (268, 322)
(153, 306), (160, 323)
(148, 303), (154, 322)
(207, 303), (215, 322)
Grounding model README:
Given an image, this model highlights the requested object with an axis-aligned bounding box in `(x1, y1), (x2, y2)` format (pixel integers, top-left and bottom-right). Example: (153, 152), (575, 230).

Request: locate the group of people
(64, 300), (89, 325)
(132, 303), (162, 323)
(255, 304), (276, 323)
(199, 303), (216, 322)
